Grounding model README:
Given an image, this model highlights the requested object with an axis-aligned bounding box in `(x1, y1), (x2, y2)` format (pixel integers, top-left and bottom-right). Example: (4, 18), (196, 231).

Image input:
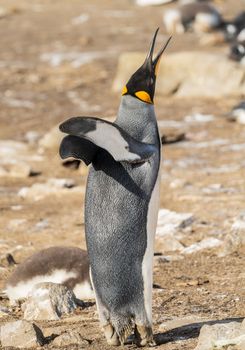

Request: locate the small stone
(0, 6), (8, 18)
(0, 306), (10, 317)
(7, 219), (27, 231)
(22, 282), (77, 321)
(182, 238), (222, 255)
(0, 161), (32, 178)
(218, 217), (245, 256)
(24, 131), (40, 145)
(195, 322), (244, 350)
(156, 209), (194, 236)
(34, 219), (49, 231)
(155, 235), (184, 253)
(18, 178), (83, 201)
(184, 113), (215, 123)
(159, 316), (209, 332)
(52, 330), (90, 347)
(0, 320), (45, 348)
(38, 125), (63, 151)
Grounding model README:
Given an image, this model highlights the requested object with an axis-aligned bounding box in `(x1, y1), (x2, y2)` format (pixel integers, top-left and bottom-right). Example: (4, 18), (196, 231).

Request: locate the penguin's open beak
(144, 28), (172, 76)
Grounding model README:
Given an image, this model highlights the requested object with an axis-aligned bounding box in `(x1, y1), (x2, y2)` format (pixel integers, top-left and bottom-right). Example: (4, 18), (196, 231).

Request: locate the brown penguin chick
(5, 246), (93, 304)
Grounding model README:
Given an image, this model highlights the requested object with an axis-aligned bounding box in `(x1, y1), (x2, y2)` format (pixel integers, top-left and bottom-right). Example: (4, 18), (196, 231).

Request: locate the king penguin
(59, 29), (171, 346)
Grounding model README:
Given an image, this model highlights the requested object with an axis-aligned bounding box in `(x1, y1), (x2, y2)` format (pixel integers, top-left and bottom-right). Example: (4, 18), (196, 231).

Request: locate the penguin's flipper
(59, 117), (157, 163)
(59, 135), (98, 166)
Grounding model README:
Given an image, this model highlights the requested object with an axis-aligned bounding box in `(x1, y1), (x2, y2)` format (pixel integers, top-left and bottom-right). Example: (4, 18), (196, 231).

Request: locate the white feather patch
(73, 280), (94, 300)
(6, 269), (77, 303)
(86, 123), (141, 162)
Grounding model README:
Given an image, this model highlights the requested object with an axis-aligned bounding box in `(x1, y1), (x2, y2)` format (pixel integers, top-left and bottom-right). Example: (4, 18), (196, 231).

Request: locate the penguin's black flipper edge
(59, 117), (157, 163)
(59, 135), (98, 166)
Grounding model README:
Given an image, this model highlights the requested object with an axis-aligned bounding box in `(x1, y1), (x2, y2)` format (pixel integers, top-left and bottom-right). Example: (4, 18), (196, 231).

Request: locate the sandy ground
(0, 0), (244, 349)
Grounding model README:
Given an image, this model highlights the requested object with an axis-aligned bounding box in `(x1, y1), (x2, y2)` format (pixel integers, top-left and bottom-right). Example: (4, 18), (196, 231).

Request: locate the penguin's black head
(122, 29), (171, 104)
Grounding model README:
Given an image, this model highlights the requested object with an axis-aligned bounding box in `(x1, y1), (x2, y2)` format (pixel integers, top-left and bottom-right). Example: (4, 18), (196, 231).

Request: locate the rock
(24, 131), (41, 145)
(18, 178), (84, 201)
(0, 320), (45, 348)
(38, 125), (63, 151)
(156, 209), (194, 236)
(155, 235), (184, 253)
(71, 13), (90, 25)
(0, 161), (31, 178)
(182, 238), (222, 255)
(184, 113), (215, 123)
(0, 6), (8, 18)
(218, 216), (245, 256)
(113, 52), (245, 98)
(52, 330), (90, 347)
(0, 306), (10, 317)
(135, 0), (174, 5)
(195, 321), (245, 350)
(155, 254), (184, 263)
(7, 219), (27, 231)
(161, 132), (186, 144)
(0, 140), (28, 157)
(0, 140), (43, 177)
(34, 219), (49, 231)
(159, 316), (209, 332)
(22, 282), (77, 321)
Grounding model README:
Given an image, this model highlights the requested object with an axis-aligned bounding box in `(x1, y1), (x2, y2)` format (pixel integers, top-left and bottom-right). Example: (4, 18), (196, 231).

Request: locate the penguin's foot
(103, 323), (120, 346)
(135, 324), (156, 347)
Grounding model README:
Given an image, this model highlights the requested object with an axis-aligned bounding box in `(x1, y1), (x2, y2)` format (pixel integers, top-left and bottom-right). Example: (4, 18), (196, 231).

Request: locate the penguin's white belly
(142, 164), (161, 324)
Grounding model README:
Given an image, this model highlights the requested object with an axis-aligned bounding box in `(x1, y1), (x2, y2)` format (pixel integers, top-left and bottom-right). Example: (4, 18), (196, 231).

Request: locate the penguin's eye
(135, 91), (153, 104)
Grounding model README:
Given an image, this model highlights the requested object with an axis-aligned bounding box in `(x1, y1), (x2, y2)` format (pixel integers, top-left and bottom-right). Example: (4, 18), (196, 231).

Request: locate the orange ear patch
(135, 91), (153, 104)
(154, 59), (161, 76)
(122, 86), (128, 95)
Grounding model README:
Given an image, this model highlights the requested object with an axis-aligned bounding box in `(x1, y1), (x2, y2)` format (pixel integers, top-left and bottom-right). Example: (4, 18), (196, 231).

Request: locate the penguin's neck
(115, 95), (158, 143)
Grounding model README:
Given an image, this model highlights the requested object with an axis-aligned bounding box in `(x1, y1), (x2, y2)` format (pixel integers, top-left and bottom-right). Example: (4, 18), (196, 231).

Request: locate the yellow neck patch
(122, 85), (128, 95)
(135, 91), (153, 104)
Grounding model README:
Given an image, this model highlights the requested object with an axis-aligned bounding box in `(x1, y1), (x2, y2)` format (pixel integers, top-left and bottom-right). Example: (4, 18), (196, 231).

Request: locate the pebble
(195, 321), (245, 350)
(0, 320), (45, 348)
(52, 330), (90, 347)
(182, 238), (223, 255)
(156, 209), (194, 236)
(22, 282), (77, 321)
(18, 178), (83, 201)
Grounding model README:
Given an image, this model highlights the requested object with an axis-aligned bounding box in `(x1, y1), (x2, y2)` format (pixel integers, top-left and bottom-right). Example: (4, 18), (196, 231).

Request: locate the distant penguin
(227, 101), (245, 124)
(5, 246), (93, 304)
(163, 1), (222, 33)
(135, 0), (175, 6)
(229, 40), (245, 64)
(224, 11), (245, 42)
(59, 29), (170, 346)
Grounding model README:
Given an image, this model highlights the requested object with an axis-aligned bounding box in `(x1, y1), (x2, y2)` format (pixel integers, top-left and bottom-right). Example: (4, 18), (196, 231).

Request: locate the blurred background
(0, 0), (244, 349)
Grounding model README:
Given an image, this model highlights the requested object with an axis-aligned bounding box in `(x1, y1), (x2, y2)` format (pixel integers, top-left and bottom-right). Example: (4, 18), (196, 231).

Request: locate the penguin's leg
(102, 323), (120, 346)
(135, 324), (156, 347)
(134, 310), (156, 347)
(90, 271), (119, 346)
(97, 299), (120, 346)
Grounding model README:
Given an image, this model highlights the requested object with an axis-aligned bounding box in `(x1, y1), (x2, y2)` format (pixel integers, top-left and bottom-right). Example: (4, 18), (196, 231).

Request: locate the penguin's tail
(110, 313), (133, 344)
